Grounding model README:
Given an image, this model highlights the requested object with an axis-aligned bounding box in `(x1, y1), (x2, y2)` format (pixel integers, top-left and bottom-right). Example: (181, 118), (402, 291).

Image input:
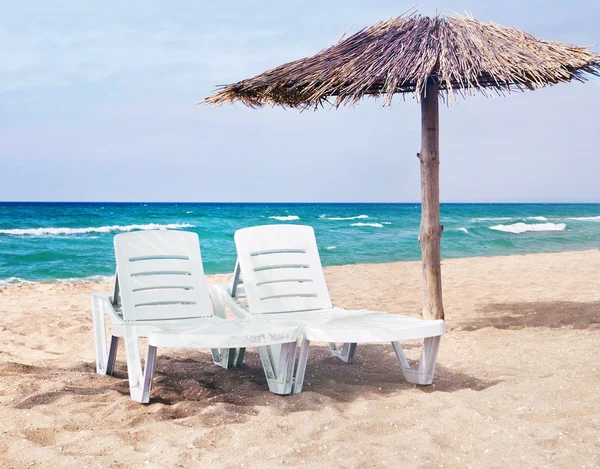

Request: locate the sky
(1, 0), (599, 203)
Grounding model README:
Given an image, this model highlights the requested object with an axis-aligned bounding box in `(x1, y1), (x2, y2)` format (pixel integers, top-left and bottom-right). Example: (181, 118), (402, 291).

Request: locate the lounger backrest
(114, 230), (213, 322)
(234, 224), (333, 315)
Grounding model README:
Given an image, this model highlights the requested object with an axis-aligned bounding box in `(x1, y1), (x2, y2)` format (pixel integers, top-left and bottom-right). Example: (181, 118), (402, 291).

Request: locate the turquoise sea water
(1, 202), (599, 284)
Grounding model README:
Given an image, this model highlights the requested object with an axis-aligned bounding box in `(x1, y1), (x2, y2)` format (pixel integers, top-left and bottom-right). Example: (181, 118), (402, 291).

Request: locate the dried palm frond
(203, 12), (600, 108)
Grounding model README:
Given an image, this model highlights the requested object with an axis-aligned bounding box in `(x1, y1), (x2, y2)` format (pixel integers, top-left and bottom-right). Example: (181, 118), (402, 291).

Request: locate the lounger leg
(234, 347), (246, 367)
(292, 338), (310, 394)
(91, 295), (110, 375)
(392, 336), (441, 385)
(258, 342), (301, 395)
(140, 344), (157, 404)
(258, 339), (310, 395)
(105, 336), (119, 375)
(123, 330), (157, 403)
(258, 346), (276, 382)
(329, 342), (357, 363)
(211, 347), (246, 369)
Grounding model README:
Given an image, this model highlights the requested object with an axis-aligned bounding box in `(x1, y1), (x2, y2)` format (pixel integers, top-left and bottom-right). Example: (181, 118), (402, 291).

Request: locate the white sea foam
(489, 222), (566, 234)
(0, 223), (194, 237)
(472, 217), (513, 222)
(0, 277), (37, 286)
(268, 215), (300, 221)
(459, 227), (469, 234)
(327, 215), (369, 220)
(351, 222), (384, 228)
(57, 275), (114, 284)
(473, 216), (548, 222)
(325, 246), (337, 250)
(381, 222), (392, 225)
(319, 214), (327, 219)
(0, 275), (114, 286)
(568, 216), (600, 221)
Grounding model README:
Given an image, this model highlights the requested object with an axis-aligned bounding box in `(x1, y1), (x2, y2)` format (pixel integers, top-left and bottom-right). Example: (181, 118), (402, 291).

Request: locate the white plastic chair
(91, 230), (300, 403)
(210, 224), (446, 394)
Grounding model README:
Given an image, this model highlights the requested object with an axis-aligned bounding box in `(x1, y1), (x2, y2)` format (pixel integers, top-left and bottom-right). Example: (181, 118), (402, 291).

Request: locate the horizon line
(1, 201), (600, 205)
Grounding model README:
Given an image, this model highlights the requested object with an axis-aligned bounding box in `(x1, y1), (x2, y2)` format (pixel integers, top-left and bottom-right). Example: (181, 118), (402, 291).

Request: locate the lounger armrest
(210, 284), (251, 319)
(91, 292), (123, 324)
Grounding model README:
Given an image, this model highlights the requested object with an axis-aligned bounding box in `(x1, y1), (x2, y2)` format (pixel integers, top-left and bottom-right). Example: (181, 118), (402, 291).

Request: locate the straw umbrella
(204, 12), (600, 321)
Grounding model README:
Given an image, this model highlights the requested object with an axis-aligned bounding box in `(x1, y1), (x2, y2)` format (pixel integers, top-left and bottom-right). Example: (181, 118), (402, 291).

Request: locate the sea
(1, 202), (599, 285)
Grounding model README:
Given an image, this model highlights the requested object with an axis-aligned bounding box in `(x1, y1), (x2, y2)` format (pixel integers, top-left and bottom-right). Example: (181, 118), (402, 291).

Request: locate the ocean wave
(472, 217), (513, 222)
(327, 215), (369, 220)
(473, 216), (548, 223)
(0, 275), (114, 286)
(489, 222), (566, 234)
(0, 223), (194, 237)
(381, 222), (392, 225)
(0, 277), (37, 286)
(459, 227), (469, 234)
(325, 246), (337, 250)
(269, 215), (300, 221)
(351, 222), (383, 228)
(568, 216), (600, 221)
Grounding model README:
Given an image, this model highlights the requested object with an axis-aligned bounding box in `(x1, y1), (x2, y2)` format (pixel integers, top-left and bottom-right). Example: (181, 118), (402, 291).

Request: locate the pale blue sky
(1, 1), (599, 202)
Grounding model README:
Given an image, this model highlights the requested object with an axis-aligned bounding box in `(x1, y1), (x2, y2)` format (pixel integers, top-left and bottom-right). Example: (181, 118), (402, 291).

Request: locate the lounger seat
(147, 317), (299, 349)
(211, 224), (446, 393)
(91, 230), (300, 403)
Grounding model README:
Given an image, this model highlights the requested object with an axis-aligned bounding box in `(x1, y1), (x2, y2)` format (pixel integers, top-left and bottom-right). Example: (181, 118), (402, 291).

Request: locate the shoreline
(2, 247), (599, 288)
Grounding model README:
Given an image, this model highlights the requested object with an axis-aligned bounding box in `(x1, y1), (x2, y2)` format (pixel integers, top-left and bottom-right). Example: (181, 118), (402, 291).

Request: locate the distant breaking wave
(489, 222), (566, 234)
(351, 222), (384, 228)
(0, 275), (114, 286)
(269, 215), (300, 221)
(568, 216), (600, 221)
(474, 216), (548, 223)
(0, 223), (194, 237)
(327, 215), (369, 220)
(472, 217), (513, 222)
(459, 227), (469, 233)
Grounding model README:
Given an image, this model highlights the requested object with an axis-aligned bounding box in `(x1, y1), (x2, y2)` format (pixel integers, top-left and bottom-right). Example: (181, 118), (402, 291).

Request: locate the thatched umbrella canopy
(204, 11), (600, 320)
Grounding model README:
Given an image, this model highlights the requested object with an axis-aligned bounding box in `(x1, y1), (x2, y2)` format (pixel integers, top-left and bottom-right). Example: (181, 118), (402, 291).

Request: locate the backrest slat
(250, 252), (311, 271)
(234, 225), (332, 315)
(130, 288), (199, 307)
(114, 230), (213, 322)
(127, 259), (193, 276)
(129, 274), (196, 291)
(254, 268), (313, 285)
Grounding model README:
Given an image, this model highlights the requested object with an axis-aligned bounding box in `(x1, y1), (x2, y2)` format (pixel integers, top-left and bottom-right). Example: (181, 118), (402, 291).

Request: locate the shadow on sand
(6, 343), (499, 422)
(457, 300), (600, 331)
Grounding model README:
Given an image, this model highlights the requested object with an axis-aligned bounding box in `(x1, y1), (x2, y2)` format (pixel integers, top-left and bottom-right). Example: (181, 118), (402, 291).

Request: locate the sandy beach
(1, 250), (599, 468)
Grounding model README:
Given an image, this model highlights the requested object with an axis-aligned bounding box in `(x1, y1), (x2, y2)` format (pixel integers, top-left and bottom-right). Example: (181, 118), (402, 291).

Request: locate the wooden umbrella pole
(418, 79), (444, 320)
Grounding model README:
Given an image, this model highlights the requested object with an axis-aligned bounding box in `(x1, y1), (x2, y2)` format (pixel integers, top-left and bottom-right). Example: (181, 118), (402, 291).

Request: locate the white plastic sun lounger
(91, 230), (300, 402)
(210, 224), (446, 394)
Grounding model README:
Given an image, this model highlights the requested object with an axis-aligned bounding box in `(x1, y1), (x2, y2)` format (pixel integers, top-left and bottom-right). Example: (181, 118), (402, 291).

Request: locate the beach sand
(1, 250), (599, 468)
